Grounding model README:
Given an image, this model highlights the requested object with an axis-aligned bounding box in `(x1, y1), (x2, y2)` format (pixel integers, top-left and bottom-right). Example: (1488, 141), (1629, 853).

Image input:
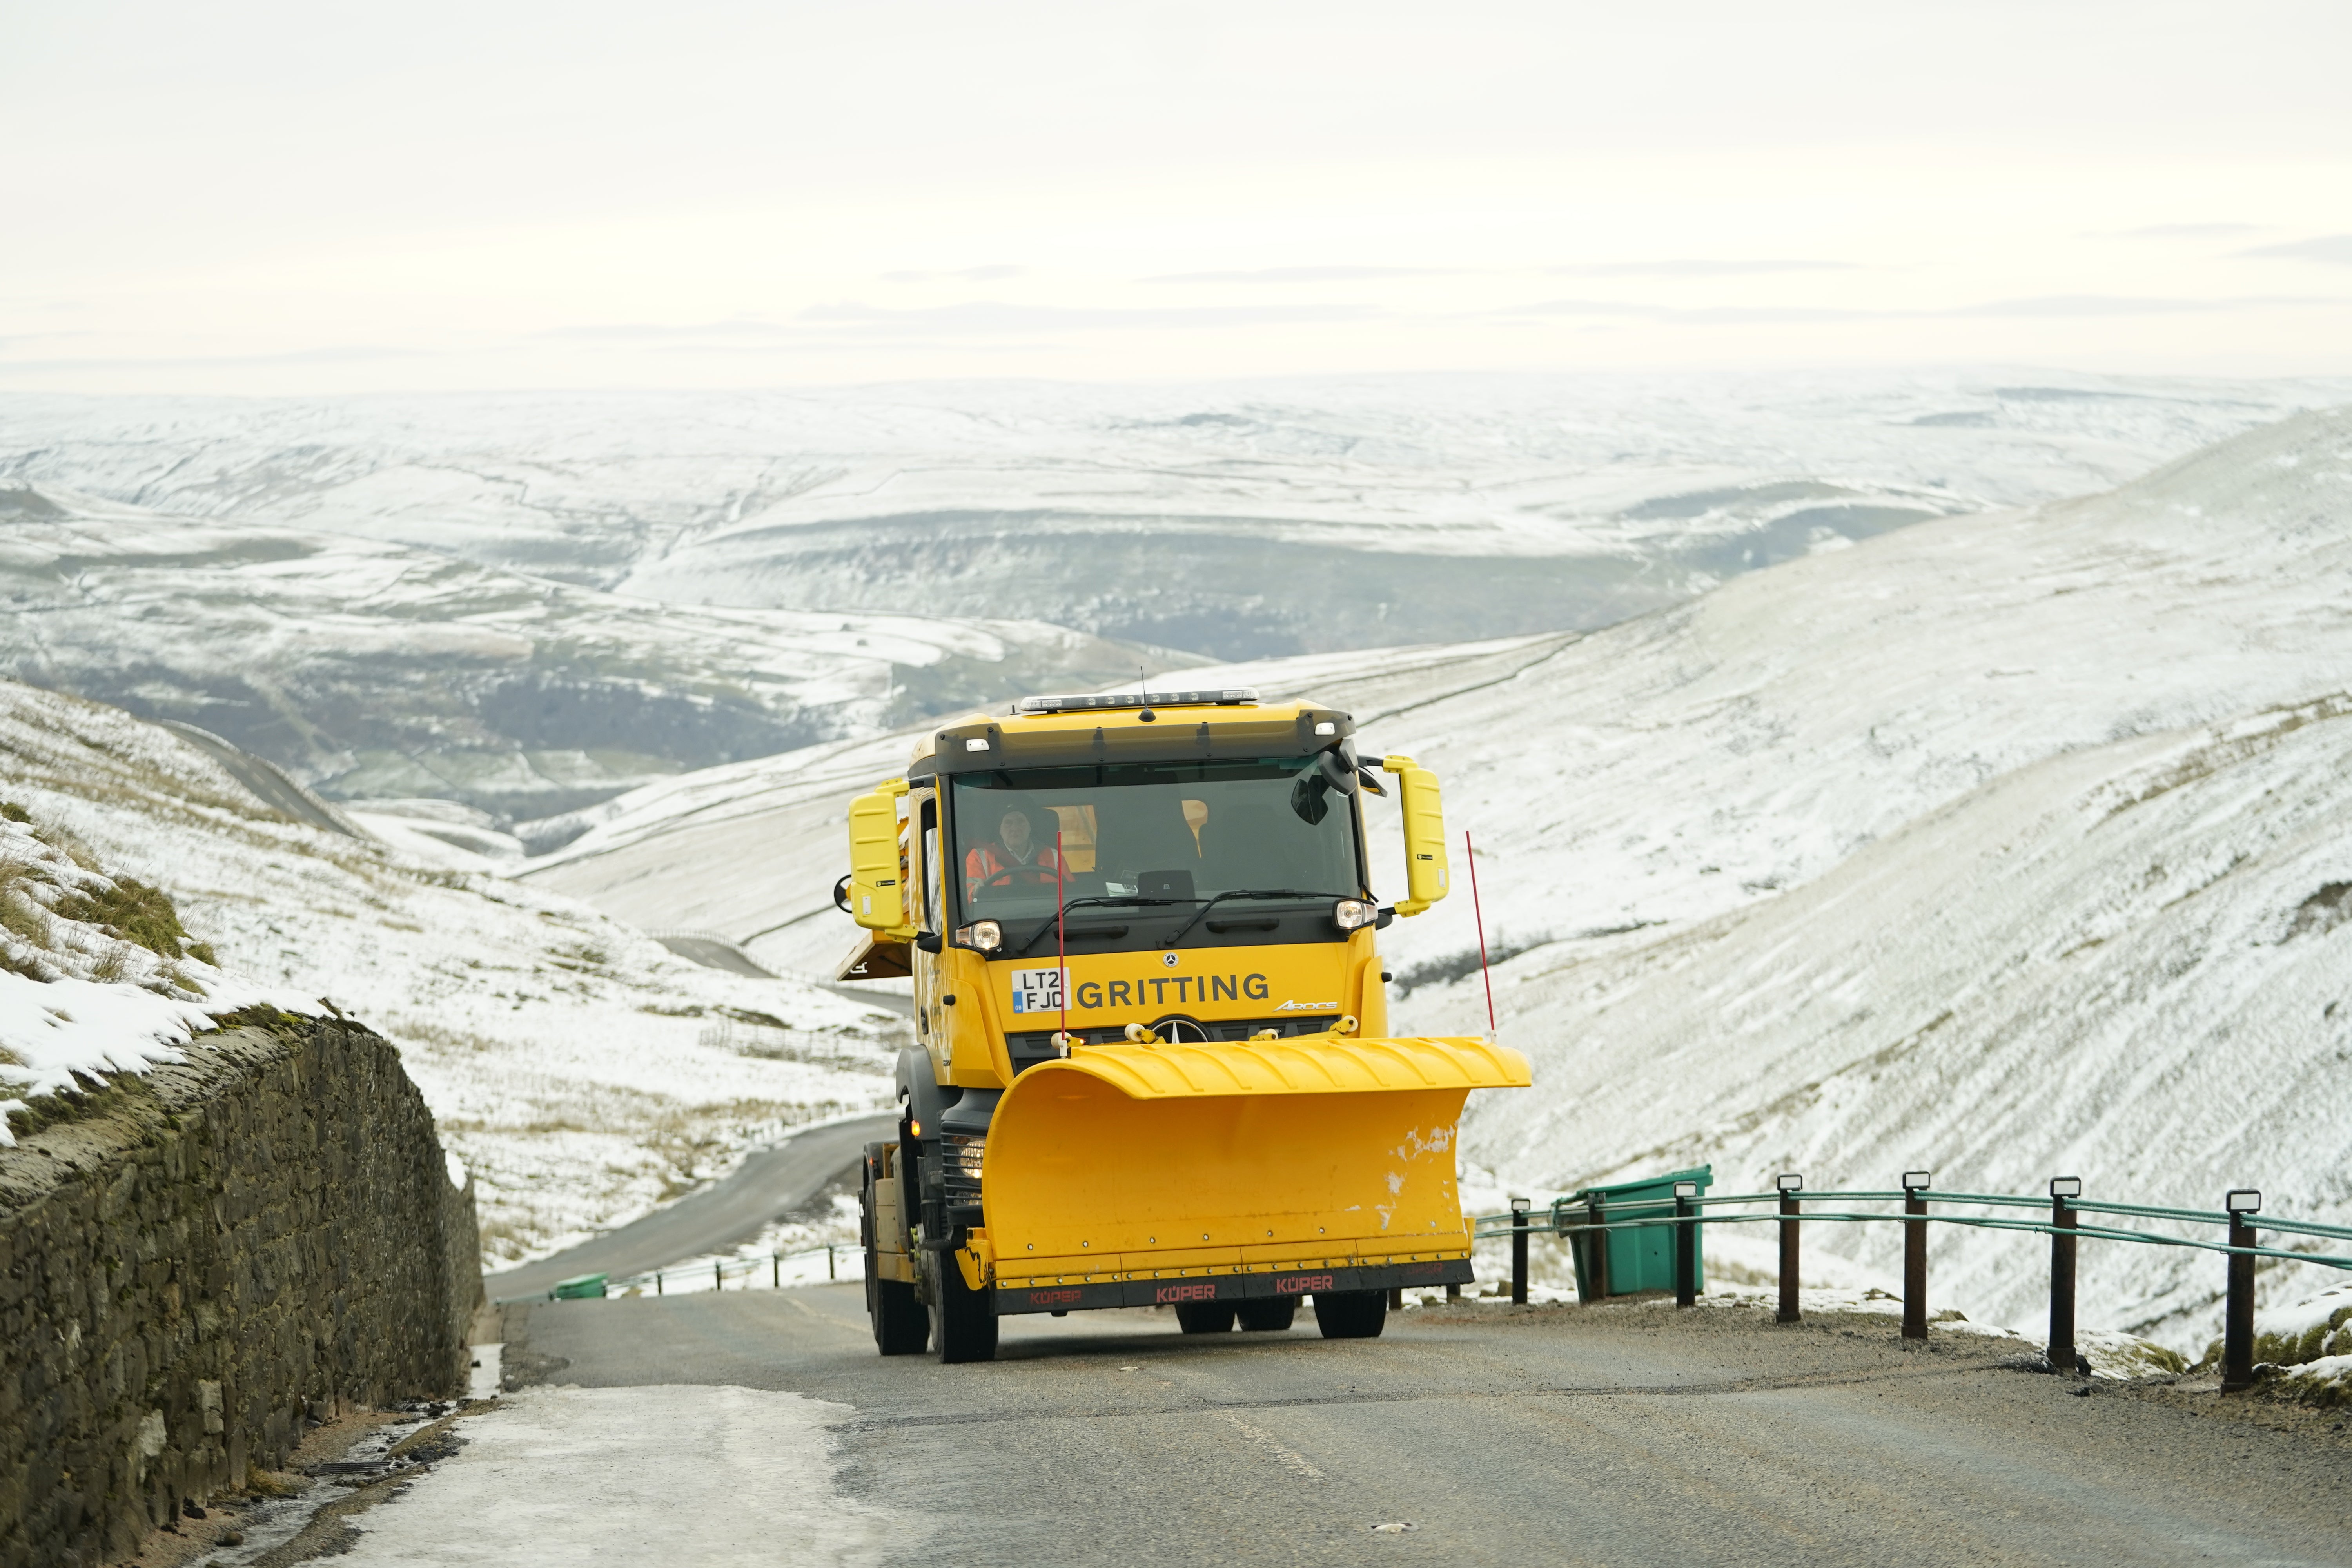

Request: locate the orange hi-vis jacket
(964, 841), (1064, 900)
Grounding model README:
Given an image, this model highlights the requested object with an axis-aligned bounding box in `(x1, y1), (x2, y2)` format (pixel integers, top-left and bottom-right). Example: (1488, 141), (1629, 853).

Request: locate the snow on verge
(0, 806), (314, 1143)
(334, 1386), (890, 1568)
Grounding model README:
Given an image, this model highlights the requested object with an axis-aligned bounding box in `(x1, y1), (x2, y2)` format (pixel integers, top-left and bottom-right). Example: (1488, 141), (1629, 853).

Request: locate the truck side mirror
(848, 783), (913, 933)
(1380, 755), (1450, 916)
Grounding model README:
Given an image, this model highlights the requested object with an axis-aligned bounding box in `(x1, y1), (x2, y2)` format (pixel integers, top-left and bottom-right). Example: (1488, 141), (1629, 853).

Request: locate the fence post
(1587, 1194), (1610, 1301)
(716, 1260), (724, 1292)
(2222, 1188), (2262, 1392)
(773, 1254), (781, 1289)
(1673, 1180), (1698, 1308)
(2047, 1177), (2081, 1374)
(829, 1245), (837, 1280)
(1510, 1196), (1531, 1305)
(1776, 1174), (1803, 1323)
(1901, 1171), (1931, 1340)
(656, 1270), (663, 1296)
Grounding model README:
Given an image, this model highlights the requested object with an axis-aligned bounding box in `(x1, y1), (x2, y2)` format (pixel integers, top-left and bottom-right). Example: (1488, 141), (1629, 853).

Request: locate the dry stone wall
(0, 1013), (481, 1568)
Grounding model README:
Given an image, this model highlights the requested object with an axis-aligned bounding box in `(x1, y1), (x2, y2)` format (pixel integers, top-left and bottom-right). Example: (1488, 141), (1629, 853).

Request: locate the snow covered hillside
(0, 484), (1144, 826)
(1139, 407), (2352, 1350)
(0, 681), (903, 1264)
(7, 370), (2341, 664)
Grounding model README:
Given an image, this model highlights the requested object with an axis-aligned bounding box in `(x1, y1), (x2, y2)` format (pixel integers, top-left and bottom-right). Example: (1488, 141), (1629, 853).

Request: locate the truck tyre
(926, 1252), (999, 1364)
(1312, 1289), (1387, 1339)
(1236, 1299), (1297, 1332)
(1175, 1302), (1237, 1334)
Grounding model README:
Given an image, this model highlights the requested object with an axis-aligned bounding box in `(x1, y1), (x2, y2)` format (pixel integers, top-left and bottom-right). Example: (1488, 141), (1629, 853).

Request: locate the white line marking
(1218, 1411), (1323, 1479)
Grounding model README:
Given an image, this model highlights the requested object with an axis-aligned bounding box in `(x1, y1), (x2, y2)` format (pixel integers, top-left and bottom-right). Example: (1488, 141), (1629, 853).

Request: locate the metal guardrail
(1473, 1174), (2352, 1390)
(509, 1243), (861, 1304)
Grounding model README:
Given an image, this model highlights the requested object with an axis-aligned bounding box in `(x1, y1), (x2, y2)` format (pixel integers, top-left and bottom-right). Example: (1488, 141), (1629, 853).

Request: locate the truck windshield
(950, 756), (1362, 922)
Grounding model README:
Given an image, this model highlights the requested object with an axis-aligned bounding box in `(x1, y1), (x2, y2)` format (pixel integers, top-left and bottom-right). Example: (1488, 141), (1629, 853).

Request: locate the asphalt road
(507, 1289), (2352, 1567)
(484, 1112), (896, 1300)
(653, 931), (919, 1016)
(159, 719), (361, 838)
(653, 933), (784, 978)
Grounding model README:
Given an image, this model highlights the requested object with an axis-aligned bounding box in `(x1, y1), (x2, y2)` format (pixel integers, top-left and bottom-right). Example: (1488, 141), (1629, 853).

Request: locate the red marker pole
(1056, 830), (1069, 1044)
(1465, 830), (1496, 1036)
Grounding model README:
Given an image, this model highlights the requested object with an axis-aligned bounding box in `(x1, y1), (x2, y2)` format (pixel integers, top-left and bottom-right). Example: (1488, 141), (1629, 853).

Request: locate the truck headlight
(946, 1134), (986, 1179)
(955, 920), (1002, 951)
(1333, 899), (1375, 931)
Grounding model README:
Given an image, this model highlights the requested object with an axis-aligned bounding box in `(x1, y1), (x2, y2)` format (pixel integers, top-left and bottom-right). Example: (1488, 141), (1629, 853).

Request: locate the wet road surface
(501, 1287), (2352, 1566)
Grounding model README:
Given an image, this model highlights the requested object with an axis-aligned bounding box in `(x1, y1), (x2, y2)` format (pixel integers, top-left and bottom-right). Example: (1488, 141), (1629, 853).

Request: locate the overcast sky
(4, 0), (2348, 393)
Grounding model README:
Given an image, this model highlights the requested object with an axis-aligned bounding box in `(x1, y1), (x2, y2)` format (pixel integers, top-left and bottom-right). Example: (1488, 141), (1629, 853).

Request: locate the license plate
(1008, 967), (1066, 1014)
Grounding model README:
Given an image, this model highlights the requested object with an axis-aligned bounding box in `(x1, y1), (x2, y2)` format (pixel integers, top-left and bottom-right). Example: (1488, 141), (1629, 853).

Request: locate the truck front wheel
(926, 1252), (999, 1364)
(1312, 1290), (1387, 1339)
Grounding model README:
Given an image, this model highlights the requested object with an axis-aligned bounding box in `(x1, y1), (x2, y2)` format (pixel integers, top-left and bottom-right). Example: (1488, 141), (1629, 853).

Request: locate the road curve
(652, 931), (919, 1016)
(486, 1112), (896, 1301)
(159, 720), (363, 838)
(652, 933), (782, 978)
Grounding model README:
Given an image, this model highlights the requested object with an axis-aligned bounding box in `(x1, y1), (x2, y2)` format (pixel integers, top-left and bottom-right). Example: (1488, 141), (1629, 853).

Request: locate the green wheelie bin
(1564, 1165), (1710, 1302)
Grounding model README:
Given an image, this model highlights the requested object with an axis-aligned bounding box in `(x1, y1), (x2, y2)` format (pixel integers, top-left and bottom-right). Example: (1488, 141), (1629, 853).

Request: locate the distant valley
(5, 369), (2341, 837)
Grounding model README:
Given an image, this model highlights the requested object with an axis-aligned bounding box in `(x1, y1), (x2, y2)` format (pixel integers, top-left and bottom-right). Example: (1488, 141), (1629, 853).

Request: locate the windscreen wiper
(1160, 889), (1354, 949)
(1009, 895), (1200, 956)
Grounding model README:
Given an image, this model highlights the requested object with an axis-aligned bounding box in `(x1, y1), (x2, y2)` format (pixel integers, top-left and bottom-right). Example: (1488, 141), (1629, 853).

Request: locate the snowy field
(0, 682), (902, 1265)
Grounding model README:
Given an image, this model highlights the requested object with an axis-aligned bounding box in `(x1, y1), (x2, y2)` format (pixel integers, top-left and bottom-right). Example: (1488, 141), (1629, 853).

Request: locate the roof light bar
(1015, 689), (1259, 714)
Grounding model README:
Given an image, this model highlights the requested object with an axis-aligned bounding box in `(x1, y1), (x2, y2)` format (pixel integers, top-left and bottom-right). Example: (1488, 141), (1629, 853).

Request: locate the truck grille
(1005, 1013), (1341, 1070)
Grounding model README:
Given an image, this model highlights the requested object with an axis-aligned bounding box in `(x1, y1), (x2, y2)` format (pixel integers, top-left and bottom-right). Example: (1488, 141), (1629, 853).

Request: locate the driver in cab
(964, 803), (1063, 901)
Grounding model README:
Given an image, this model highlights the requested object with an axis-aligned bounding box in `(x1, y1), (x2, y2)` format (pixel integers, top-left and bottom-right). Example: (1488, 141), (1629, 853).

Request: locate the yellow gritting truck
(840, 688), (1530, 1362)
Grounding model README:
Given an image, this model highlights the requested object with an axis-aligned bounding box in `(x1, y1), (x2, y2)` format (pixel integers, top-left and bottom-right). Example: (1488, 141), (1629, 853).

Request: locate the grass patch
(2201, 1304), (2352, 1371)
(0, 884), (51, 947)
(51, 876), (194, 960)
(206, 1003), (319, 1039)
(390, 1019), (502, 1055)
(2, 1067), (163, 1140)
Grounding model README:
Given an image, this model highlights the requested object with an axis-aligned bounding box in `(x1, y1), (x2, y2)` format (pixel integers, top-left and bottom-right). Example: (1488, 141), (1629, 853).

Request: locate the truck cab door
(910, 791), (948, 1073)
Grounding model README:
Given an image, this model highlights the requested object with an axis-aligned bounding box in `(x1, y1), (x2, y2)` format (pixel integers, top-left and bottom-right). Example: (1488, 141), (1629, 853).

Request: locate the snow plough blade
(971, 1033), (1530, 1309)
